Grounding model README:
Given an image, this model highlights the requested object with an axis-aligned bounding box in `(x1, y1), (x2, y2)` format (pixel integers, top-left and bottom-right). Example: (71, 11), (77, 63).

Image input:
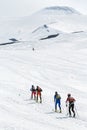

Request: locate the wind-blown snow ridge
(31, 24), (61, 40)
(40, 6), (81, 15)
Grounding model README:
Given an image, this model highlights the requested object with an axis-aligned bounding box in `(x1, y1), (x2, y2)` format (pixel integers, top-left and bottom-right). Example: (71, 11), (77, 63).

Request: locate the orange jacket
(66, 97), (75, 103)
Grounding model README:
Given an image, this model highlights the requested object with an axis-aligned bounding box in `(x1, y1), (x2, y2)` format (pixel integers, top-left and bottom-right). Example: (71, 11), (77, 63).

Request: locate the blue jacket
(54, 94), (61, 103)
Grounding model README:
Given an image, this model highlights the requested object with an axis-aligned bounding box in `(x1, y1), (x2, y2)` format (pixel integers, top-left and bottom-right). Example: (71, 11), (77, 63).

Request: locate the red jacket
(66, 97), (75, 103)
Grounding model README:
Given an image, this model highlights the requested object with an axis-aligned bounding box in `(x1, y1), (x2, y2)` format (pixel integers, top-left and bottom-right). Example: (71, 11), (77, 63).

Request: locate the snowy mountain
(38, 6), (81, 15)
(0, 6), (87, 130)
(0, 6), (87, 43)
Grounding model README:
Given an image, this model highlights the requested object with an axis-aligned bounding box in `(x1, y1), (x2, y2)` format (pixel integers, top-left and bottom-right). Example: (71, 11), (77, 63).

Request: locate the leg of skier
(58, 101), (62, 113)
(71, 104), (75, 117)
(40, 93), (42, 103)
(55, 101), (57, 112)
(69, 105), (72, 117)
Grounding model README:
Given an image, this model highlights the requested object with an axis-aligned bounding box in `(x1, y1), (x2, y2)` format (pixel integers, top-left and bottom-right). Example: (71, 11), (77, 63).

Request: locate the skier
(32, 48), (35, 51)
(36, 86), (42, 103)
(30, 85), (36, 100)
(54, 91), (61, 113)
(66, 93), (76, 117)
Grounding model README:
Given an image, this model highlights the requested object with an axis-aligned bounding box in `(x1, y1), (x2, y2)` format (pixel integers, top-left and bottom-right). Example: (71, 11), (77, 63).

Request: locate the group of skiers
(54, 92), (76, 117)
(30, 85), (76, 117)
(30, 85), (42, 103)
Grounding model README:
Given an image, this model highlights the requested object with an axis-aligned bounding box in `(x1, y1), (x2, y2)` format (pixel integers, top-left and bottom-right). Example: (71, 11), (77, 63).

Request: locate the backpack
(56, 94), (61, 99)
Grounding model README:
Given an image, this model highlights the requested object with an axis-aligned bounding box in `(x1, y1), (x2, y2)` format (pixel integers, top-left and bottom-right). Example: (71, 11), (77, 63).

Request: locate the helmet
(32, 85), (34, 88)
(67, 93), (71, 97)
(55, 91), (58, 95)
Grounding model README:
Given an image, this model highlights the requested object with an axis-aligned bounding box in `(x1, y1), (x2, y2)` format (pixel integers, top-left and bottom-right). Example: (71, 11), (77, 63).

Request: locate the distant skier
(32, 48), (35, 51)
(36, 86), (42, 103)
(66, 93), (76, 117)
(54, 91), (61, 113)
(30, 85), (36, 100)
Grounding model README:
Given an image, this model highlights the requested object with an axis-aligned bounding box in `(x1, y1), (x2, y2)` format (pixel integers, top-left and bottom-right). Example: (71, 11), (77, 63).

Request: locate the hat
(67, 93), (71, 97)
(55, 91), (58, 95)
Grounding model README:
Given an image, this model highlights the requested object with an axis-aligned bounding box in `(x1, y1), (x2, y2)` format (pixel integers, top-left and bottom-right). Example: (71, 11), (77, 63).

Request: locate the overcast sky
(0, 0), (87, 17)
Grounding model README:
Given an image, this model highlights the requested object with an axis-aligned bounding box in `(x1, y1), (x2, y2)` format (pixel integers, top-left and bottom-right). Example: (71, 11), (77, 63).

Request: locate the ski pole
(74, 104), (79, 117)
(65, 104), (69, 116)
(65, 102), (69, 116)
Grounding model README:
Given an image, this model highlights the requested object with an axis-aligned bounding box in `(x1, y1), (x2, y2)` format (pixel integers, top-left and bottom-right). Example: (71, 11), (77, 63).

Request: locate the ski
(52, 109), (62, 113)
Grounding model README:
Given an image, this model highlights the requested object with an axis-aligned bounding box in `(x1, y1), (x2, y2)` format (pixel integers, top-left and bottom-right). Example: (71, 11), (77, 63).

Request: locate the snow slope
(0, 6), (87, 130)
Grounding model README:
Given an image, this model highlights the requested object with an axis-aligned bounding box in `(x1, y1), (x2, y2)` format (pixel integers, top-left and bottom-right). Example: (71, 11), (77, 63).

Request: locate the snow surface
(0, 6), (87, 130)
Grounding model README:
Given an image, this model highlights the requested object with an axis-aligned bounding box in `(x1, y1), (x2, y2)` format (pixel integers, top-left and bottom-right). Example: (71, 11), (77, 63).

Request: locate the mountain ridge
(37, 6), (81, 15)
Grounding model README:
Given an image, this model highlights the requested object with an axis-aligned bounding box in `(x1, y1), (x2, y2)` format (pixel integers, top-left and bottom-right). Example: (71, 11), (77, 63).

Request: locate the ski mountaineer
(54, 91), (62, 113)
(32, 48), (35, 51)
(30, 85), (36, 100)
(36, 86), (42, 103)
(66, 93), (76, 117)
